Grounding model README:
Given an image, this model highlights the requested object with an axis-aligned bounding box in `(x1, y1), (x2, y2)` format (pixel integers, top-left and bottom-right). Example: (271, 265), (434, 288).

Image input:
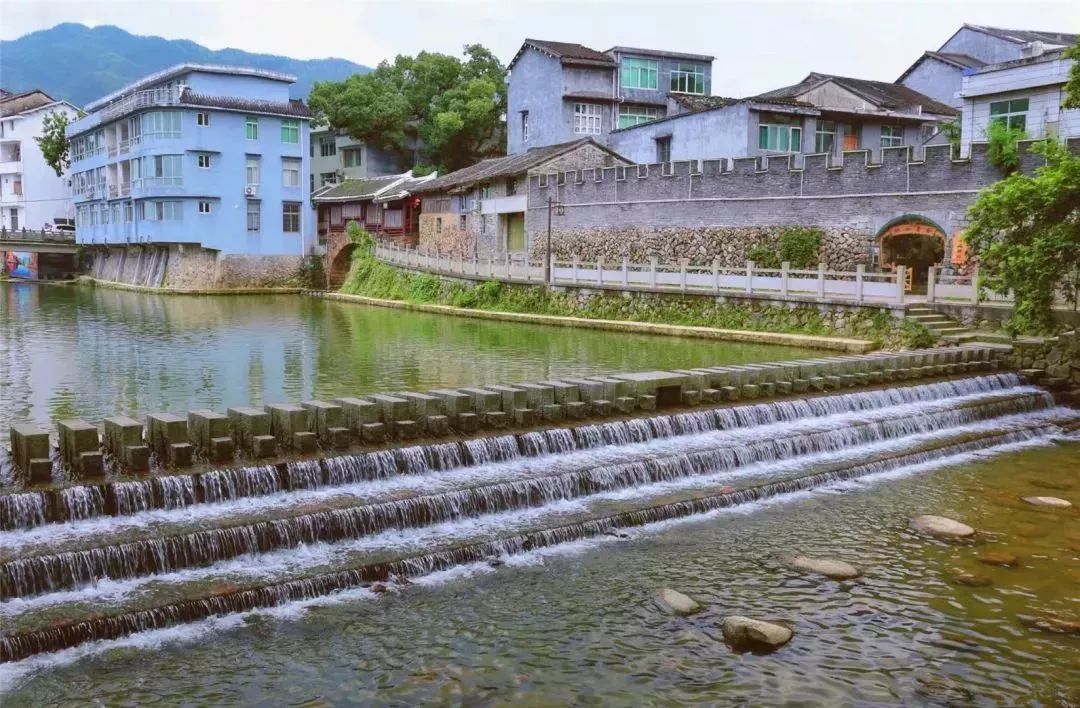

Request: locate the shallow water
(0, 282), (820, 438)
(3, 439), (1077, 704)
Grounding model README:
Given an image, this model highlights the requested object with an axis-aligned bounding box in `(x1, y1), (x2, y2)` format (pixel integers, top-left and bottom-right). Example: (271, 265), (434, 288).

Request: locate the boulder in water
(783, 555), (861, 580)
(946, 568), (993, 587)
(1018, 611), (1080, 634)
(979, 550), (1019, 567)
(910, 515), (975, 539)
(658, 588), (702, 616)
(1021, 496), (1072, 508)
(719, 616), (793, 652)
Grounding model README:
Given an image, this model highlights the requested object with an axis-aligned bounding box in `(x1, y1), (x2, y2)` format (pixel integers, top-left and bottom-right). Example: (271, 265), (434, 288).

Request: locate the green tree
(965, 140), (1080, 333)
(309, 44), (506, 173)
(1062, 39), (1080, 109)
(35, 110), (71, 177)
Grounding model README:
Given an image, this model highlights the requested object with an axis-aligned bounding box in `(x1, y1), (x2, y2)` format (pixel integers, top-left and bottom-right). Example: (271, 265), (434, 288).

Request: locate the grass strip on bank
(339, 242), (934, 351)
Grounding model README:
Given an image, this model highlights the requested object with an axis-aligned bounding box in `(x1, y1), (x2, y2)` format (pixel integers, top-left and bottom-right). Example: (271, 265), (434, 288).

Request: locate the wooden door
(507, 213), (525, 252)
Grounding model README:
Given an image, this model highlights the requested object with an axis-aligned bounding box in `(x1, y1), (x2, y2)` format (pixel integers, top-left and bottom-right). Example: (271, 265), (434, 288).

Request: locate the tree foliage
(309, 44), (506, 173)
(35, 110), (71, 177)
(1063, 39), (1080, 109)
(985, 120), (1026, 174)
(965, 140), (1080, 333)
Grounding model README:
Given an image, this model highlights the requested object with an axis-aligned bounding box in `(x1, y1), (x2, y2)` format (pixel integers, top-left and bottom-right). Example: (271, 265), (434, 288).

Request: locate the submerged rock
(910, 515), (975, 539)
(946, 568), (993, 587)
(1021, 496), (1073, 508)
(658, 588), (702, 616)
(1018, 611), (1080, 634)
(719, 616), (793, 652)
(784, 555), (861, 580)
(979, 550), (1019, 567)
(370, 582), (388, 594)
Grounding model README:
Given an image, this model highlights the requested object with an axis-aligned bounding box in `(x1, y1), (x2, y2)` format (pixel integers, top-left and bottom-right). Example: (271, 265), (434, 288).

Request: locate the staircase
(904, 305), (1013, 344)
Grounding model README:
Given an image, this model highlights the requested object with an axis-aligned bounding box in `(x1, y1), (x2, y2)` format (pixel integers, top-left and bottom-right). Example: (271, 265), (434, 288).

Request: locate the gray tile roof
(312, 175), (406, 201)
(413, 139), (628, 193)
(964, 24), (1078, 47)
(179, 89), (311, 118)
(0, 89), (55, 117)
(605, 46), (714, 62)
(896, 51), (986, 83)
(521, 39), (616, 66)
(756, 72), (958, 117)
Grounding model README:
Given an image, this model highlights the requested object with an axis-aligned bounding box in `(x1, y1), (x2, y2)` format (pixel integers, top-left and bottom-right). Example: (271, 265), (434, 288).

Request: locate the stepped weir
(2, 344), (1077, 664)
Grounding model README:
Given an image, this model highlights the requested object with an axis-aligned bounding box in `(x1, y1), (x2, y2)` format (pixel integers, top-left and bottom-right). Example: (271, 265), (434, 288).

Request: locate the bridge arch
(875, 215), (947, 286)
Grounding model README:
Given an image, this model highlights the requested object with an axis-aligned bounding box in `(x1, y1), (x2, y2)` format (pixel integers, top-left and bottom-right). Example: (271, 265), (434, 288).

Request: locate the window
(506, 177), (517, 196)
(282, 158), (301, 187)
(282, 202), (301, 232)
(246, 200), (260, 231)
(621, 57), (659, 90)
(457, 194), (468, 210)
(459, 214), (467, 230)
(342, 147), (362, 167)
(281, 119), (300, 144)
(814, 121), (836, 153)
(245, 116), (259, 140)
(670, 63), (705, 94)
(196, 112), (210, 127)
(197, 153), (211, 169)
(989, 98), (1028, 131)
(141, 200), (183, 221)
(573, 103), (602, 134)
(655, 136), (671, 163)
(138, 154), (183, 185)
(521, 111), (529, 142)
(479, 184), (491, 199)
(141, 111), (182, 138)
(618, 105), (659, 129)
(880, 125), (904, 148)
(198, 200), (211, 214)
(436, 217), (442, 233)
(319, 137), (336, 157)
(111, 203), (120, 224)
(124, 202), (134, 222)
(320, 172), (337, 186)
(9, 208), (18, 231)
(758, 114), (802, 152)
(246, 156), (260, 186)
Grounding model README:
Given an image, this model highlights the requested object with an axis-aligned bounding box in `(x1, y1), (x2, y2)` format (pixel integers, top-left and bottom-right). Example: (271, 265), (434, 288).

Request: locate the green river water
(0, 282), (1077, 704)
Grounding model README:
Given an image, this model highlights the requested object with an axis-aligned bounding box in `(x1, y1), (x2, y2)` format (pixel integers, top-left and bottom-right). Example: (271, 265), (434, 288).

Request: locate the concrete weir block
(228, 407), (272, 455)
(459, 388), (502, 415)
(58, 419), (103, 477)
(395, 420), (419, 440)
(701, 388), (720, 403)
(637, 394), (657, 411)
(721, 386), (740, 401)
(513, 408), (536, 426)
(455, 412), (480, 433)
(591, 399), (613, 416)
(775, 381), (793, 396)
(538, 381), (580, 404)
(515, 382), (555, 409)
(740, 384), (758, 400)
(427, 389), (472, 423)
(487, 385), (527, 412)
(10, 424), (53, 483)
(361, 422), (386, 444)
(103, 416), (150, 473)
(485, 411), (508, 429)
(426, 414), (451, 436)
(614, 396), (636, 413)
(681, 389), (703, 406)
(264, 404), (312, 450)
(565, 401), (589, 419)
(397, 392), (442, 422)
(792, 379), (809, 393)
(561, 378), (606, 403)
(759, 382), (776, 397)
(541, 404), (565, 422)
(368, 394), (411, 428)
(301, 400), (345, 444)
(293, 431), (318, 452)
(252, 435), (277, 458)
(147, 413), (193, 467)
(188, 410), (235, 464)
(335, 398), (379, 433)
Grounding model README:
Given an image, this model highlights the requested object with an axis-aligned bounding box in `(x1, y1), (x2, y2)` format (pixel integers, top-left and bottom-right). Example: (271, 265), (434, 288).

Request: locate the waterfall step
(1, 410), (1075, 663)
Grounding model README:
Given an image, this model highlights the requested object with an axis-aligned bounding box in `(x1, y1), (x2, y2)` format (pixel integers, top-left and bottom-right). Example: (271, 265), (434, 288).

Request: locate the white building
(959, 45), (1080, 155)
(0, 89), (80, 232)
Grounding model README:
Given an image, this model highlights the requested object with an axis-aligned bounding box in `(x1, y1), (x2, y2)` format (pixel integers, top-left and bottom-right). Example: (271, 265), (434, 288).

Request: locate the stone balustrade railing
(0, 227), (76, 244)
(5, 346), (1008, 487)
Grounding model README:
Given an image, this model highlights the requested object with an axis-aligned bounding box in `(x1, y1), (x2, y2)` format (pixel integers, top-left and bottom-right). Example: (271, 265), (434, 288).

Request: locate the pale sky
(2, 0), (1078, 96)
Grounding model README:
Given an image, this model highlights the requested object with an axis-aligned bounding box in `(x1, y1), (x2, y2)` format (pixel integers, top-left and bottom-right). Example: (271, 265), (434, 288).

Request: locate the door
(506, 213), (525, 252)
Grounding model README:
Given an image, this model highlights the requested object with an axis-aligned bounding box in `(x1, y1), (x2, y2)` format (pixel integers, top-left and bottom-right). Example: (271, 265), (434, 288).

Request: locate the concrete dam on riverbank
(2, 345), (1078, 663)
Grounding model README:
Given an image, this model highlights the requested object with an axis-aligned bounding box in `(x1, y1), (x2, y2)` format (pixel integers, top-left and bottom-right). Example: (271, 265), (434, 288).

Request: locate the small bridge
(0, 228), (78, 254)
(1, 228), (79, 280)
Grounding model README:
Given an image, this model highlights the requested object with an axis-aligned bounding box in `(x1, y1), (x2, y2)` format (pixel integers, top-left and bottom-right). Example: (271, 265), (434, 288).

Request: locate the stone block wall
(86, 245), (314, 290)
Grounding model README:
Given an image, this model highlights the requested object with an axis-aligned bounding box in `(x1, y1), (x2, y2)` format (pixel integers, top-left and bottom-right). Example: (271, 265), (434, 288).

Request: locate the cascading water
(0, 372), (1075, 665)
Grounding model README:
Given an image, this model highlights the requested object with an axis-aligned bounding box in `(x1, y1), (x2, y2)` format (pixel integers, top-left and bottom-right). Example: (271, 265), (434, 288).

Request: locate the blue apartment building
(68, 64), (314, 256)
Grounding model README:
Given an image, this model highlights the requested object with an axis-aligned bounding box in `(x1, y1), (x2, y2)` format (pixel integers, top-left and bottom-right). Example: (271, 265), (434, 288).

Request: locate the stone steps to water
(1, 368), (1076, 663)
(1, 403), (1075, 663)
(903, 306), (975, 340)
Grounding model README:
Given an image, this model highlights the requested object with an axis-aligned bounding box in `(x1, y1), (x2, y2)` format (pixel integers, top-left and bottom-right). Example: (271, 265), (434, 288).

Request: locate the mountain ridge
(0, 23), (369, 106)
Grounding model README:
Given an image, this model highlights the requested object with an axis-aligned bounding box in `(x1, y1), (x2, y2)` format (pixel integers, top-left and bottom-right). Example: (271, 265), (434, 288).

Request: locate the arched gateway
(876, 216), (948, 288)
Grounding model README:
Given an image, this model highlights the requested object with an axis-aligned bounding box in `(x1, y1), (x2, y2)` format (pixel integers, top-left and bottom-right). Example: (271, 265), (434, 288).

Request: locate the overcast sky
(3, 0), (1078, 96)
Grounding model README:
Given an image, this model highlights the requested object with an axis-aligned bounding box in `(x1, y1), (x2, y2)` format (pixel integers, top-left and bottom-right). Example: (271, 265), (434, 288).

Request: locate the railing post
(650, 257), (658, 288)
(622, 256), (629, 286)
(856, 264), (865, 303)
(896, 265), (907, 305)
(970, 264), (980, 304)
(679, 258), (688, 292)
(817, 263), (826, 299)
(745, 260), (754, 294)
(712, 258), (720, 293)
(781, 261), (790, 297)
(572, 255), (580, 284)
(505, 252), (511, 280)
(927, 265), (936, 303)
(597, 257), (605, 286)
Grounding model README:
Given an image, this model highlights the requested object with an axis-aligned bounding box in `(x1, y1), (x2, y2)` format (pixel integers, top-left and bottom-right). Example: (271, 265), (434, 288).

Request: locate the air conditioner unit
(244, 186), (257, 198)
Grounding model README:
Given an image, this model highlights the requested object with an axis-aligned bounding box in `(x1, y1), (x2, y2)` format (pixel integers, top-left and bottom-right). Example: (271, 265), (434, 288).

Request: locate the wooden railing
(375, 241), (915, 305)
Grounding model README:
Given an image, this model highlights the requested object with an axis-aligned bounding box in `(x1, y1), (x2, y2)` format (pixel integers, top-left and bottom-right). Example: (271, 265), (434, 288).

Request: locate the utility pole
(545, 196), (563, 288)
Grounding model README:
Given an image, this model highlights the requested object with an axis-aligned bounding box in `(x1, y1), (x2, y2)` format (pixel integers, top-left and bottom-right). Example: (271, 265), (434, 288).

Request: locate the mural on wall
(3, 251), (38, 279)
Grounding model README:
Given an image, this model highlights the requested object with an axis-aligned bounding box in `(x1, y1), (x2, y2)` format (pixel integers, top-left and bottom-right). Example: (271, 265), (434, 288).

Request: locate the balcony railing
(98, 87), (182, 123)
(131, 177), (183, 190)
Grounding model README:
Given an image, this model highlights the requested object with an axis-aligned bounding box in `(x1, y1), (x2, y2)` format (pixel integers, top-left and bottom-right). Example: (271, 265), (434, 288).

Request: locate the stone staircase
(904, 305), (1014, 345)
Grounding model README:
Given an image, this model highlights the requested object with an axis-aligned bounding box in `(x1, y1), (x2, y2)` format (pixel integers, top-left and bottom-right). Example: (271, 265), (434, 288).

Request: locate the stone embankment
(5, 345), (1007, 489)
